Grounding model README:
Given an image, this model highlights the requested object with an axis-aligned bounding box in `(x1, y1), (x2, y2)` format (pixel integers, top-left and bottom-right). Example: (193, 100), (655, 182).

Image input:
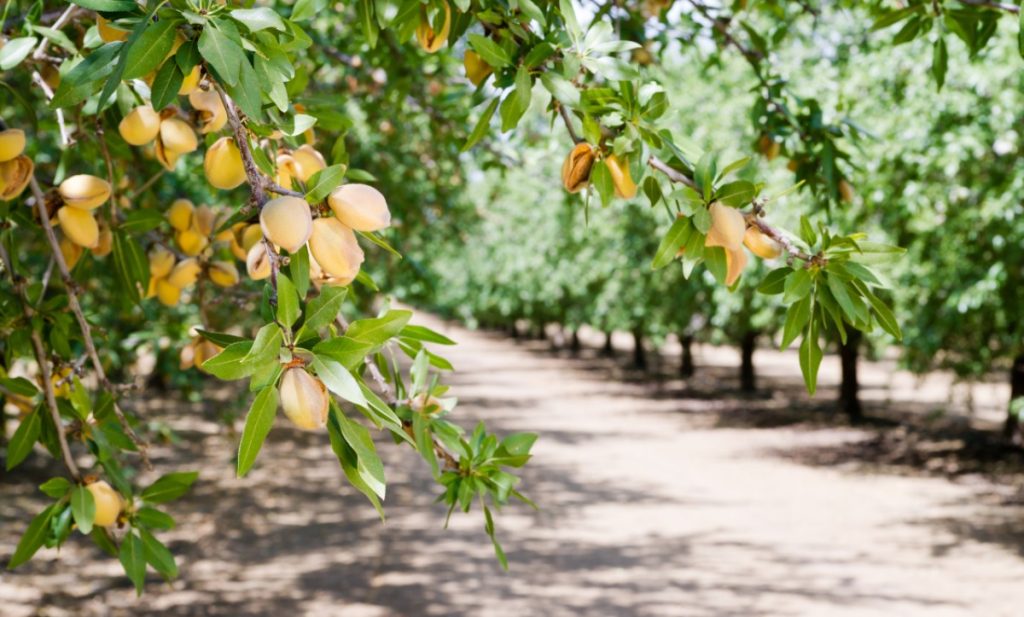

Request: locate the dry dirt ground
(3, 313), (1024, 616)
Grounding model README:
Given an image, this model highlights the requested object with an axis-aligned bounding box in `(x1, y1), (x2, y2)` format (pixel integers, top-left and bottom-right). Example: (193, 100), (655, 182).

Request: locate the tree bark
(740, 332), (757, 392)
(839, 329), (863, 423)
(632, 328), (647, 371)
(679, 334), (695, 378)
(601, 331), (614, 357)
(1003, 354), (1024, 442)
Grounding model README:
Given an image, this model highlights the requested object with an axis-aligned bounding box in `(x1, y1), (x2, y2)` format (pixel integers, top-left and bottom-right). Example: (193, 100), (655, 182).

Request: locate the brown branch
(558, 104), (583, 145)
(27, 177), (151, 466)
(647, 155), (697, 189)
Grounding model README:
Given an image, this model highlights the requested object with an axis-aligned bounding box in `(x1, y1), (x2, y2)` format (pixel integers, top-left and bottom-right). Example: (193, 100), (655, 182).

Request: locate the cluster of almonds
(561, 143), (638, 199)
(118, 90), (224, 171)
(0, 128), (33, 201)
(54, 175), (114, 266)
(147, 200), (240, 307)
(698, 202), (782, 285)
(416, 0), (451, 53)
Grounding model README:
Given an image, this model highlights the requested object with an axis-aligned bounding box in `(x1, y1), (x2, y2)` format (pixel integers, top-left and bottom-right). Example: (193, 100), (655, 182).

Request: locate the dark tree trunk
(679, 334), (695, 378)
(602, 331), (614, 357)
(740, 332), (757, 392)
(570, 329), (582, 355)
(509, 322), (519, 339)
(632, 328), (647, 371)
(1003, 354), (1024, 442)
(839, 329), (863, 423)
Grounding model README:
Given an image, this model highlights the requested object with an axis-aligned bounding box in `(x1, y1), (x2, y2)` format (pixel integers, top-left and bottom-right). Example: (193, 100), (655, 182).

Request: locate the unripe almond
(839, 179), (855, 204)
(178, 65), (202, 96)
(758, 134), (780, 161)
(291, 145), (326, 182)
(416, 1), (451, 53)
(167, 257), (201, 288)
(464, 50), (492, 87)
(85, 480), (122, 528)
(159, 118), (198, 154)
(118, 106), (161, 146)
(188, 89), (227, 134)
(260, 196), (312, 253)
(96, 16), (128, 43)
(308, 217), (364, 280)
(149, 246), (175, 278)
(246, 242), (272, 280)
(327, 184), (391, 232)
(155, 138), (180, 170)
(725, 247), (747, 286)
(743, 227), (781, 260)
(156, 279), (182, 306)
(177, 229), (209, 256)
(57, 206), (100, 248)
(561, 143), (596, 193)
(204, 137), (246, 190)
(209, 260), (240, 287)
(704, 202), (746, 251)
(60, 236), (83, 269)
(192, 203), (216, 236)
(193, 338), (221, 370)
(167, 198), (194, 231)
(274, 154), (298, 190)
(279, 367), (329, 430)
(59, 174), (111, 210)
(0, 128), (26, 162)
(92, 222), (113, 257)
(606, 154), (637, 199)
(0, 155), (33, 201)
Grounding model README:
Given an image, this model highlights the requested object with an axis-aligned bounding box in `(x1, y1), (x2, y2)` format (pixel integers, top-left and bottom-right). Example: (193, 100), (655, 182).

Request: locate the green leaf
(312, 357), (368, 407)
(799, 215), (817, 246)
(1, 376), (38, 397)
(346, 310), (413, 346)
(135, 507), (175, 530)
(335, 408), (386, 499)
(468, 33), (511, 68)
(651, 217), (691, 270)
(313, 336), (374, 370)
(230, 7), (286, 32)
(462, 97), (499, 152)
(798, 322), (823, 395)
(932, 36), (948, 90)
(757, 267), (792, 295)
(694, 152), (716, 202)
(704, 246), (727, 284)
(39, 477), (71, 499)
(826, 275), (859, 324)
(149, 57), (183, 111)
(70, 0), (138, 9)
(399, 325), (456, 345)
(714, 180), (755, 207)
(0, 37), (37, 71)
(52, 43), (123, 108)
(237, 386), (279, 477)
(112, 230), (150, 306)
(327, 411), (384, 518)
(140, 471), (199, 503)
(540, 72), (580, 107)
(855, 281), (902, 341)
(70, 485), (96, 535)
(7, 504), (57, 569)
(780, 294), (812, 350)
(122, 17), (179, 80)
(201, 341), (256, 380)
(226, 56), (263, 121)
(244, 324), (283, 365)
(199, 22), (243, 86)
(783, 269), (813, 304)
(139, 529), (178, 580)
(300, 285), (347, 335)
(119, 531), (146, 595)
(591, 160), (614, 207)
(305, 164), (347, 203)
(275, 273), (300, 328)
(289, 246), (310, 298)
(6, 407), (41, 470)
(194, 329), (248, 347)
(500, 66), (533, 132)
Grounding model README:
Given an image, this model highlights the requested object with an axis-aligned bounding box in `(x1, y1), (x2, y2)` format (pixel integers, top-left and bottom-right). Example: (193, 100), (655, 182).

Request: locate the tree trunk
(602, 331), (614, 357)
(740, 332), (757, 392)
(839, 329), (863, 423)
(570, 329), (581, 355)
(679, 334), (695, 378)
(509, 322), (519, 339)
(632, 328), (647, 370)
(1003, 354), (1024, 442)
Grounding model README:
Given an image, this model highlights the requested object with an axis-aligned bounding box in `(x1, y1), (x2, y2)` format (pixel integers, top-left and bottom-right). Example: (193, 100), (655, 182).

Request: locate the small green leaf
(780, 295), (812, 350)
(651, 217), (691, 270)
(468, 33), (511, 68)
(119, 531), (146, 595)
(139, 529), (178, 580)
(198, 22), (243, 86)
(783, 269), (813, 304)
(149, 59), (183, 111)
(6, 407), (41, 470)
(462, 97), (499, 152)
(346, 310), (413, 346)
(39, 477), (71, 499)
(275, 273), (300, 328)
(140, 471), (199, 503)
(122, 17), (179, 80)
(799, 321), (823, 395)
(300, 285), (347, 335)
(312, 357), (368, 407)
(230, 7), (286, 32)
(304, 165), (347, 203)
(7, 504), (57, 570)
(70, 485), (96, 535)
(201, 341), (257, 380)
(757, 267), (792, 295)
(237, 387), (279, 477)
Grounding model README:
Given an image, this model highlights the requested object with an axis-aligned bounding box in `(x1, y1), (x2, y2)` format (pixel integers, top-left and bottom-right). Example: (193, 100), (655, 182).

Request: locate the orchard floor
(4, 313), (1024, 617)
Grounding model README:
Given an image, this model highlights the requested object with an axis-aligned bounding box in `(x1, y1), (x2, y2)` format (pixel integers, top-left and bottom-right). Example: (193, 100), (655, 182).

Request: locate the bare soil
(3, 313), (1024, 616)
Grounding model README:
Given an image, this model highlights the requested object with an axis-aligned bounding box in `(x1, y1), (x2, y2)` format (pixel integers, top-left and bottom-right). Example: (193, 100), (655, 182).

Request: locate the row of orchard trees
(391, 1), (1024, 431)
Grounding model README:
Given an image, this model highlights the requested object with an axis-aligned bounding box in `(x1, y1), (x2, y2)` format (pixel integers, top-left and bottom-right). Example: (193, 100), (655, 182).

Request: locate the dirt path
(3, 314), (1024, 616)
